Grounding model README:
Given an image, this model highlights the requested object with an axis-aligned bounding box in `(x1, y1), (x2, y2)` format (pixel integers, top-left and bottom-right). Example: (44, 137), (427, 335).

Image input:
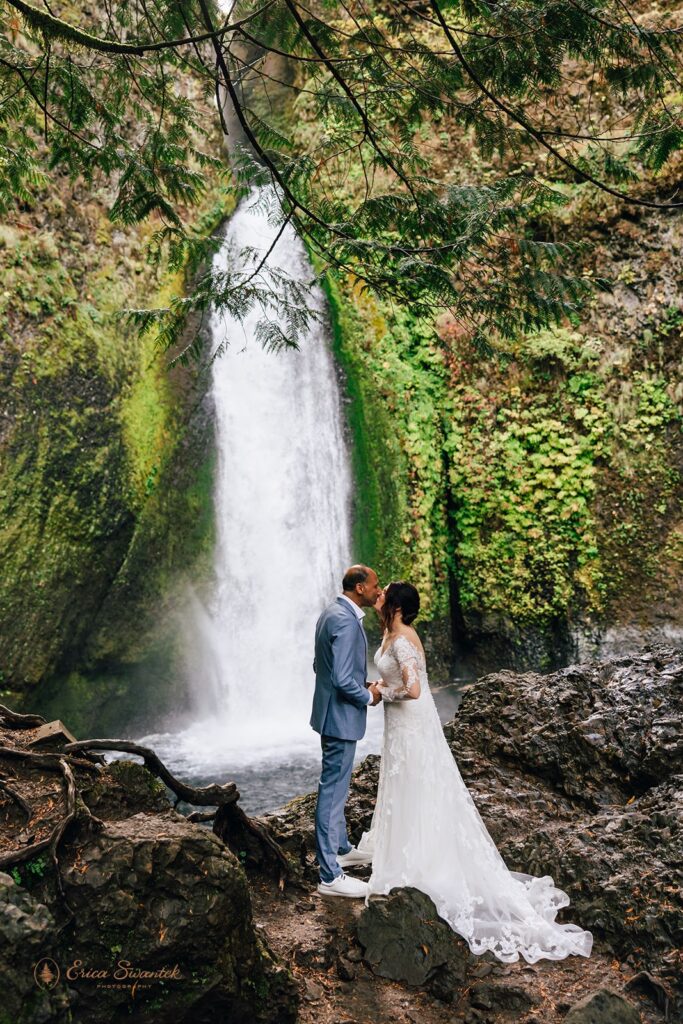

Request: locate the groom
(310, 565), (382, 897)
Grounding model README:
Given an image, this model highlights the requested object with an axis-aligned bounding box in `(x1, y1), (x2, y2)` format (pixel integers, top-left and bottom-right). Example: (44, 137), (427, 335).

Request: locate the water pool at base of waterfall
(111, 681), (462, 816)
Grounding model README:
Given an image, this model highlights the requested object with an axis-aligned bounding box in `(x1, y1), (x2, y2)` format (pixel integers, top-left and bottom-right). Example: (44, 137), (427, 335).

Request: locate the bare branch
(63, 739), (240, 806)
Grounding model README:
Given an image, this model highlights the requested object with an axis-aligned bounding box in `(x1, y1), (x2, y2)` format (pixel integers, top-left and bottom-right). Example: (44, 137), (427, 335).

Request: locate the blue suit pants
(314, 734), (356, 882)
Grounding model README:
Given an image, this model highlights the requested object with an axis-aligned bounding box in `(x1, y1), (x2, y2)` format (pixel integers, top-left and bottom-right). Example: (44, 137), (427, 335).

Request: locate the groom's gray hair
(342, 565), (371, 591)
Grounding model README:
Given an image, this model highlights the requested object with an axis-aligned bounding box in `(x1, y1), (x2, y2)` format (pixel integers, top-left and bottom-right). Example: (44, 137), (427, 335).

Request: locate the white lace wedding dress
(356, 635), (593, 964)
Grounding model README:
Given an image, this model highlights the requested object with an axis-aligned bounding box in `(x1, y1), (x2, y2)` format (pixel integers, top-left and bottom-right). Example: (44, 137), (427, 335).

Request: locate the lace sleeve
(377, 636), (422, 701)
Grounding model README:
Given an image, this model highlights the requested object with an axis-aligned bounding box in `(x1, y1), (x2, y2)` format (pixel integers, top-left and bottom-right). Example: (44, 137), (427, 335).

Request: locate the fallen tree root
(0, 756), (101, 868)
(0, 749), (103, 878)
(0, 776), (33, 820)
(0, 705), (46, 730)
(186, 809), (217, 823)
(0, 734), (292, 894)
(45, 758), (77, 919)
(0, 746), (100, 773)
(63, 739), (240, 806)
(0, 756), (77, 925)
(213, 801), (293, 883)
(64, 741), (296, 884)
(63, 740), (294, 883)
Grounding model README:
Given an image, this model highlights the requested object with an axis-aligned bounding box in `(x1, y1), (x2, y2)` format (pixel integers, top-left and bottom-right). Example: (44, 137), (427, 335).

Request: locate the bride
(356, 580), (593, 965)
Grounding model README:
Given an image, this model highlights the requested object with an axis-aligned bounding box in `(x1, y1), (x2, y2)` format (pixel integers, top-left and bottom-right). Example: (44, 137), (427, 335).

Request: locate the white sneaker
(336, 846), (372, 868)
(317, 872), (369, 899)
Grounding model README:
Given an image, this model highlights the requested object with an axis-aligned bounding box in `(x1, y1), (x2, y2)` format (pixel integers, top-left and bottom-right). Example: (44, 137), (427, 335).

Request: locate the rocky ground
(263, 643), (682, 1024)
(0, 717), (296, 1024)
(0, 644), (680, 1023)
(250, 877), (663, 1024)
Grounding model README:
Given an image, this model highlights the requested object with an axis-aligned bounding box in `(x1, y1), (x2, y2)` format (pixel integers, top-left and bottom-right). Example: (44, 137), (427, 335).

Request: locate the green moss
(323, 278), (681, 637)
(443, 324), (681, 626)
(120, 323), (174, 506)
(1, 167), (226, 713)
(322, 274), (451, 618)
(323, 274), (409, 574)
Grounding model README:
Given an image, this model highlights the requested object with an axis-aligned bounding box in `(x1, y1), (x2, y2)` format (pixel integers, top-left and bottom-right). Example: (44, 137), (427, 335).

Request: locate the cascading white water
(137, 190), (384, 799)
(197, 192), (354, 748)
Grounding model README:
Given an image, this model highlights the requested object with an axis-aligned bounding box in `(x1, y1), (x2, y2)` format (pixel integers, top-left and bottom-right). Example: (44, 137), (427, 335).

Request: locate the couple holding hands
(309, 564), (593, 965)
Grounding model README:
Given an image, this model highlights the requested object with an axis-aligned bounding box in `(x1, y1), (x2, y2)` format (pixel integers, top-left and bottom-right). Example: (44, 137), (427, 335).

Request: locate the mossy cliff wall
(322, 192), (682, 673)
(0, 114), (230, 734)
(323, 275), (455, 668)
(1, 49), (681, 733)
(278, 23), (682, 672)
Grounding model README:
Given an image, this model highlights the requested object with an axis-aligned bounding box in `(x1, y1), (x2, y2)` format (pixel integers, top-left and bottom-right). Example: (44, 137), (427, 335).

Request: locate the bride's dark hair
(379, 581), (420, 630)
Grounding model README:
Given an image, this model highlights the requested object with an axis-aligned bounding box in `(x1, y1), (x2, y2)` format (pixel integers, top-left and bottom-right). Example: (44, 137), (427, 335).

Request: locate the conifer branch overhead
(426, 0), (683, 210)
(4, 0), (272, 55)
(1, 0), (681, 352)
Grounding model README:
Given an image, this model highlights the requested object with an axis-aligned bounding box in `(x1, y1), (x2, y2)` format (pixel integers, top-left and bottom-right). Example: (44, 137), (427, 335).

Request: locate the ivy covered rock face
(313, 87), (682, 671)
(329, 255), (682, 668)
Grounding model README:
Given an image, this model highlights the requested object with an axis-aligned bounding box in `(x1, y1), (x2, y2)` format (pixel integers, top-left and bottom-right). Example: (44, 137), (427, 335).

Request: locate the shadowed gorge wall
(0, 73), (231, 732)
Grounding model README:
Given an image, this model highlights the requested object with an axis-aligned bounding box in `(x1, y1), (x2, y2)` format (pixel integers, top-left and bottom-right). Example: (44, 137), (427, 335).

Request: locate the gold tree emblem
(34, 958), (60, 990)
(39, 963), (55, 986)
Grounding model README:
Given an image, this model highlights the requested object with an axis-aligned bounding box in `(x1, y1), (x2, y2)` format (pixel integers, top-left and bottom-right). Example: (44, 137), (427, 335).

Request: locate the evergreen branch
(4, 0), (273, 55)
(427, 0), (683, 211)
(0, 54), (104, 151)
(284, 0), (420, 203)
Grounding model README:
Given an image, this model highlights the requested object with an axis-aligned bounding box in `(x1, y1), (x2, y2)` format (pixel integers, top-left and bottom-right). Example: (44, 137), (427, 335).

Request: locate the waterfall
(199, 192), (354, 748)
(137, 190), (375, 795)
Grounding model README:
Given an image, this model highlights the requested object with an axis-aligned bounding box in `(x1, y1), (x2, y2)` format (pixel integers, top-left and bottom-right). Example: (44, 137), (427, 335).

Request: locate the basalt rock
(443, 644), (682, 805)
(0, 872), (71, 1024)
(0, 744), (298, 1024)
(357, 887), (468, 1000)
(564, 988), (641, 1024)
(441, 643), (682, 988)
(269, 645), (682, 1012)
(58, 810), (297, 1024)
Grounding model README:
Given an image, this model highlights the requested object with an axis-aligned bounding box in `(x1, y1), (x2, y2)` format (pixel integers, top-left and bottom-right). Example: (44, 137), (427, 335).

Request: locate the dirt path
(251, 877), (664, 1024)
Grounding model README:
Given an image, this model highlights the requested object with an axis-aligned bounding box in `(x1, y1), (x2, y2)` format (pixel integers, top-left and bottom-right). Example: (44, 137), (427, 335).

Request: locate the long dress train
(356, 635), (593, 964)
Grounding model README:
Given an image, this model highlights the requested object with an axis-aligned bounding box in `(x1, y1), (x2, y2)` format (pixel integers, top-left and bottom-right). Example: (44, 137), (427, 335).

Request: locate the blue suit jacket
(310, 597), (372, 741)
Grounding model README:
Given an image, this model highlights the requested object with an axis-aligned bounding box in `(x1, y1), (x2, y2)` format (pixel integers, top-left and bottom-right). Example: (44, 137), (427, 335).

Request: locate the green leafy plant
(0, 2), (681, 353)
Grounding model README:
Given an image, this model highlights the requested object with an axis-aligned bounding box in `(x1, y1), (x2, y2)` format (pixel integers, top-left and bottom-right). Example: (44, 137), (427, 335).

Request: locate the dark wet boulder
(466, 979), (537, 1015)
(0, 871), (71, 1024)
(0, 734), (298, 1024)
(564, 987), (641, 1024)
(58, 808), (297, 1024)
(442, 643), (682, 989)
(444, 644), (682, 806)
(357, 887), (468, 1000)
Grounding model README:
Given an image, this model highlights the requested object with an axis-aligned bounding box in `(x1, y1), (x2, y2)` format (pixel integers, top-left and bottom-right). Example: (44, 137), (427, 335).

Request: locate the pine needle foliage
(1, 0), (681, 353)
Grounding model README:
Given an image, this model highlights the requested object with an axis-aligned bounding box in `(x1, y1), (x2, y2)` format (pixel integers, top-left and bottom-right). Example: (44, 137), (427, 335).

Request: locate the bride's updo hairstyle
(380, 581), (420, 631)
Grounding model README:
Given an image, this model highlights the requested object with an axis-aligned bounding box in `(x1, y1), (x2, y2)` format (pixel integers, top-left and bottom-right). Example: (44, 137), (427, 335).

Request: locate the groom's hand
(368, 683), (381, 706)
